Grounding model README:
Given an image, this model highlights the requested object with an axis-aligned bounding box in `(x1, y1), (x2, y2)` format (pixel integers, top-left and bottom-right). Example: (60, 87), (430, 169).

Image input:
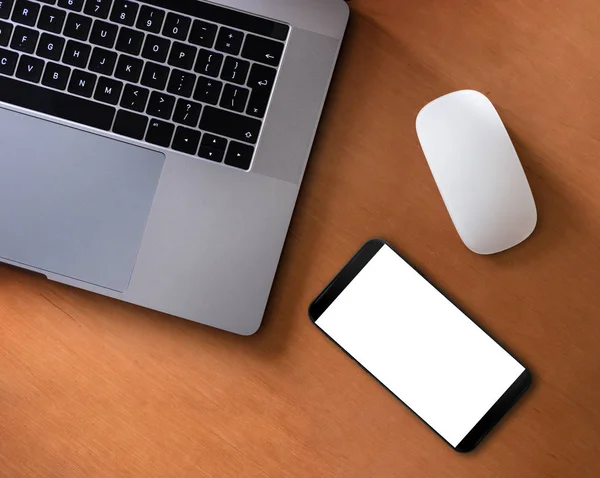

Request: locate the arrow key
(172, 126), (201, 155)
(198, 133), (227, 162)
(225, 141), (254, 171)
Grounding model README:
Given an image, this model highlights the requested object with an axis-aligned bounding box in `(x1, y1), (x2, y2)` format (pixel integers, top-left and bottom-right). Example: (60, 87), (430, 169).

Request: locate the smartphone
(309, 239), (531, 452)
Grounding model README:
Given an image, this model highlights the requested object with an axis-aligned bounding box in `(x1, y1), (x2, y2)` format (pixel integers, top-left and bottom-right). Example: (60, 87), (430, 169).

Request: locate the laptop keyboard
(0, 0), (289, 171)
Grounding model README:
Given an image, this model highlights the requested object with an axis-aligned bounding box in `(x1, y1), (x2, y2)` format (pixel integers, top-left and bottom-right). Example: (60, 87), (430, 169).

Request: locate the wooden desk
(2, 0), (600, 476)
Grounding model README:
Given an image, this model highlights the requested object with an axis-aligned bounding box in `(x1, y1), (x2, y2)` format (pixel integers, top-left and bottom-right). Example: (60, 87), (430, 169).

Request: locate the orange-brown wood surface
(2, 0), (600, 476)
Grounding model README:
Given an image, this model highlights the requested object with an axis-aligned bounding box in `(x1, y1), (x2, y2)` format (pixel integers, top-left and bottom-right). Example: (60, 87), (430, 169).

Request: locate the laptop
(0, 0), (349, 335)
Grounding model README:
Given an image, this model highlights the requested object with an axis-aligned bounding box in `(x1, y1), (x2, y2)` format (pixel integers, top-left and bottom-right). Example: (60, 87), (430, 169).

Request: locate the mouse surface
(416, 90), (537, 255)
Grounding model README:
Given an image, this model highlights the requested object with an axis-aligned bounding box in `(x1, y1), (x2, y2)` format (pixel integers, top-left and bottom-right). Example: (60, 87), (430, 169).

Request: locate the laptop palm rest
(0, 108), (165, 292)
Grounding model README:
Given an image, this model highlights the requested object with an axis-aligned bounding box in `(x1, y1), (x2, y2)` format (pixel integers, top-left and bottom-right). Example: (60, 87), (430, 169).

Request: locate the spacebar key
(200, 106), (262, 144)
(0, 76), (115, 131)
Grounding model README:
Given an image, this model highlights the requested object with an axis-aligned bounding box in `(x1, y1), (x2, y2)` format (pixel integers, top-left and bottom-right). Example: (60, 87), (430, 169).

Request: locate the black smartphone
(309, 239), (531, 452)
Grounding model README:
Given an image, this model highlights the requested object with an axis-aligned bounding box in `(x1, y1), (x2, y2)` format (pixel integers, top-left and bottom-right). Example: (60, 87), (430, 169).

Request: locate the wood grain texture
(2, 0), (600, 476)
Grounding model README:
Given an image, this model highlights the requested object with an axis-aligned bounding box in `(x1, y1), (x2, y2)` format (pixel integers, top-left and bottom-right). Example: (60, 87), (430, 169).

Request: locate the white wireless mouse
(416, 90), (537, 255)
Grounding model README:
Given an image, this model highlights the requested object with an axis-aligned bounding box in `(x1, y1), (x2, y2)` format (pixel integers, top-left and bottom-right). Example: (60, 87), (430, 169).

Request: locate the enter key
(246, 63), (277, 118)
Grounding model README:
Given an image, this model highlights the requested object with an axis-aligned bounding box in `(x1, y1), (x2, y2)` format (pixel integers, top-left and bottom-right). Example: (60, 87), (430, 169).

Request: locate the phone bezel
(308, 238), (532, 453)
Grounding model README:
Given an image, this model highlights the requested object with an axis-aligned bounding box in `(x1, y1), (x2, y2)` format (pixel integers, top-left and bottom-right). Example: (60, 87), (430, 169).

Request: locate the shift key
(199, 106), (261, 144)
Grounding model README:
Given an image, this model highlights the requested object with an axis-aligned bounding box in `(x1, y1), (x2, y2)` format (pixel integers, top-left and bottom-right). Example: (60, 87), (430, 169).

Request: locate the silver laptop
(0, 0), (348, 334)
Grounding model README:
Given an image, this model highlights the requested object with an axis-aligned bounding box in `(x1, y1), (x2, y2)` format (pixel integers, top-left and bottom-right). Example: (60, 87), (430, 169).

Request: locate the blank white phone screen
(315, 245), (525, 447)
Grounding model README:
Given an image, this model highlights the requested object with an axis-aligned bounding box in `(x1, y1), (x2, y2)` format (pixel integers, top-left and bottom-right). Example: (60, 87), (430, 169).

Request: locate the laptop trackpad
(0, 109), (165, 292)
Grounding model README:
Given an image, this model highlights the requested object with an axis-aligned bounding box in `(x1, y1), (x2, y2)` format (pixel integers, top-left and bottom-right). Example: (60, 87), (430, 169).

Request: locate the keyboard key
(146, 91), (174, 119)
(172, 126), (200, 155)
(220, 57), (249, 85)
(136, 5), (163, 33)
(62, 40), (90, 67)
(141, 61), (168, 90)
(0, 74), (115, 129)
(113, 109), (148, 140)
(246, 63), (276, 118)
(15, 54), (44, 82)
(115, 27), (143, 55)
(0, 0), (14, 20)
(114, 0), (292, 39)
(94, 76), (123, 104)
(88, 46), (116, 74)
(36, 32), (65, 60)
(42, 61), (70, 89)
(146, 118), (173, 147)
(89, 20), (117, 48)
(242, 34), (284, 67)
(163, 12), (190, 41)
(215, 27), (243, 55)
(166, 69), (195, 97)
(114, 54), (142, 82)
(84, 0), (111, 19)
(58, 0), (83, 12)
(193, 76), (221, 105)
(67, 68), (96, 97)
(120, 83), (149, 112)
(200, 106), (261, 144)
(173, 98), (201, 127)
(247, 63), (277, 91)
(142, 34), (169, 63)
(189, 20), (217, 47)
(0, 47), (18, 75)
(198, 134), (226, 162)
(220, 84), (249, 113)
(11, 0), (39, 26)
(110, 0), (138, 26)
(194, 49), (222, 77)
(38, 6), (66, 33)
(225, 141), (254, 170)
(64, 12), (92, 40)
(10, 26), (38, 53)
(0, 20), (12, 46)
(168, 41), (196, 70)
